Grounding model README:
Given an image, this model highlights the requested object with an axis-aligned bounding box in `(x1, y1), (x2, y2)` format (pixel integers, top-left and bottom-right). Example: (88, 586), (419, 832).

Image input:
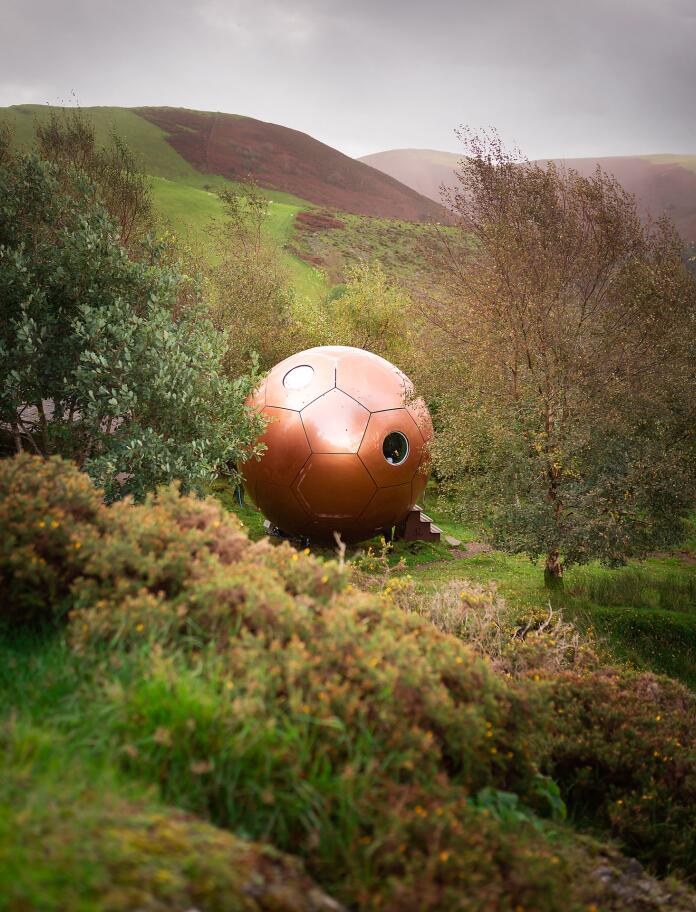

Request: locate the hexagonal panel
(360, 484), (413, 535)
(358, 408), (423, 488)
(265, 349), (337, 411)
(293, 453), (376, 520)
(336, 348), (412, 412)
(254, 480), (311, 538)
(245, 407), (311, 487)
(301, 388), (369, 454)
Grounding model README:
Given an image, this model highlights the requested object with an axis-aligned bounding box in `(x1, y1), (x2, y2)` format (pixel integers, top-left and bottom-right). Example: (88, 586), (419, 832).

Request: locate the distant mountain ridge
(360, 148), (696, 242)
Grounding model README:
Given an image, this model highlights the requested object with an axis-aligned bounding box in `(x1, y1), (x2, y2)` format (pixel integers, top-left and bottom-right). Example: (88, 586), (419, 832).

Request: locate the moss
(0, 722), (341, 912)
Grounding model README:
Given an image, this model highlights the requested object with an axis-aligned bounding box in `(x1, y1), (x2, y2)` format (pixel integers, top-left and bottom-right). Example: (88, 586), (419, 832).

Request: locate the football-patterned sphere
(241, 346), (433, 544)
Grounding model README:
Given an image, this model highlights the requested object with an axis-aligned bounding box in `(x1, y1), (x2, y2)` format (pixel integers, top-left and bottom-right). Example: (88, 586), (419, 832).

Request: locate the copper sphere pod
(241, 346), (433, 544)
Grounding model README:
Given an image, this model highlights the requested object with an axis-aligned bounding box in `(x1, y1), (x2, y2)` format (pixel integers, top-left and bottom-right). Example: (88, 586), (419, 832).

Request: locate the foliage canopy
(0, 140), (264, 500)
(426, 130), (696, 577)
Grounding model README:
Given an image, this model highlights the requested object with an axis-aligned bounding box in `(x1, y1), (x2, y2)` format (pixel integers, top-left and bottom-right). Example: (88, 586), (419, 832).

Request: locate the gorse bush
(544, 668), (696, 877)
(2, 455), (696, 909)
(0, 456), (106, 625)
(68, 493), (347, 652)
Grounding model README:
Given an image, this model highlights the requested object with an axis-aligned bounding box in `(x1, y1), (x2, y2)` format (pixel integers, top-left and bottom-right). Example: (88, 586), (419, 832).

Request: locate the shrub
(0, 455), (106, 625)
(399, 578), (598, 677)
(543, 668), (696, 877)
(343, 783), (696, 912)
(69, 493), (347, 652)
(0, 149), (264, 501)
(4, 455), (696, 904)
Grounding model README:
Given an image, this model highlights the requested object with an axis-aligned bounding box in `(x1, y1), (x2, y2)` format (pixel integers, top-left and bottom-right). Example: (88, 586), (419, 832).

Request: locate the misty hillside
(137, 108), (446, 222)
(0, 104), (451, 300)
(361, 148), (696, 242)
(0, 104), (443, 223)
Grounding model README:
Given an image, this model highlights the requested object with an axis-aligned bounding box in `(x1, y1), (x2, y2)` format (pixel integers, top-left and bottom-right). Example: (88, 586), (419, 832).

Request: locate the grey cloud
(1, 0), (694, 160)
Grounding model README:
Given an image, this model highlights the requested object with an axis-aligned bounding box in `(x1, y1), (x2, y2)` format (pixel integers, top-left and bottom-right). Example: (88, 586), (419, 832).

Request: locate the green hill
(0, 104), (327, 299)
(0, 105), (448, 297)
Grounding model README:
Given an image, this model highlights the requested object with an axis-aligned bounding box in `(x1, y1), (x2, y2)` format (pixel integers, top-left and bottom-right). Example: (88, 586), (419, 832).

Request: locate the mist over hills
(360, 148), (696, 242)
(4, 102), (695, 243)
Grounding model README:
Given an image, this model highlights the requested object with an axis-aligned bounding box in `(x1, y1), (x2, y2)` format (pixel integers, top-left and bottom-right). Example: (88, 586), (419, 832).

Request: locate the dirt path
(451, 542), (493, 559)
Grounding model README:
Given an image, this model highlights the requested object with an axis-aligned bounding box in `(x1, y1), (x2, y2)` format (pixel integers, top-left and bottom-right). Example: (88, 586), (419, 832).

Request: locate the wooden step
(395, 507), (441, 543)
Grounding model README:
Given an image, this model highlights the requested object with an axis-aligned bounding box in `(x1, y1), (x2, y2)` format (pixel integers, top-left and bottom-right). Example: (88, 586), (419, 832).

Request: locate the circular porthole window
(283, 364), (314, 390)
(383, 431), (409, 465)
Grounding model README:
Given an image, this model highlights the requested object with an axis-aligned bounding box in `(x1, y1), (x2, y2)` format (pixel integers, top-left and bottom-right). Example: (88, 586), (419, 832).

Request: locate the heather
(1, 455), (695, 911)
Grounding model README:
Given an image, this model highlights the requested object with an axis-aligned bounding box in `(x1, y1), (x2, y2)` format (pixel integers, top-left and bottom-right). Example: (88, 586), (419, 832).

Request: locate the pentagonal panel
(293, 453), (376, 520)
(301, 388), (369, 454)
(358, 408), (423, 488)
(336, 348), (412, 412)
(244, 407), (310, 487)
(254, 480), (311, 538)
(360, 483), (413, 535)
(411, 448), (431, 505)
(265, 349), (337, 411)
(406, 396), (434, 444)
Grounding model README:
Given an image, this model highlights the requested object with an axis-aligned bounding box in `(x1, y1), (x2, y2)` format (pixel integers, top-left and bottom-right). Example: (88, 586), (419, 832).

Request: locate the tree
(208, 182), (305, 377)
(318, 261), (415, 364)
(425, 129), (696, 581)
(0, 142), (264, 501)
(35, 106), (154, 250)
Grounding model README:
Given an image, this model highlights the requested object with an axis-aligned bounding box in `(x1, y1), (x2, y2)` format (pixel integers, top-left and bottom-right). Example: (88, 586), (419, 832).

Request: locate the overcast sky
(2, 0), (695, 160)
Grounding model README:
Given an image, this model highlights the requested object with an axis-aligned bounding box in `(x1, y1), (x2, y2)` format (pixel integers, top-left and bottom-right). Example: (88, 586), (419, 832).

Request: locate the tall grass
(567, 566), (696, 615)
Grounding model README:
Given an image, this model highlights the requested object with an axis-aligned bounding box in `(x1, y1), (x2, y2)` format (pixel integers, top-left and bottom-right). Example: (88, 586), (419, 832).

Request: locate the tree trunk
(544, 549), (563, 589)
(12, 423), (23, 454)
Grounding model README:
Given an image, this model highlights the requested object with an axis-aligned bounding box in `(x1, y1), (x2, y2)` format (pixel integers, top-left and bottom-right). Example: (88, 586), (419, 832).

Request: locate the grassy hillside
(136, 106), (446, 222)
(1, 104), (205, 182)
(150, 177), (326, 298)
(0, 105), (445, 299)
(289, 207), (443, 285)
(645, 153), (696, 176)
(0, 104), (328, 299)
(360, 147), (460, 203)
